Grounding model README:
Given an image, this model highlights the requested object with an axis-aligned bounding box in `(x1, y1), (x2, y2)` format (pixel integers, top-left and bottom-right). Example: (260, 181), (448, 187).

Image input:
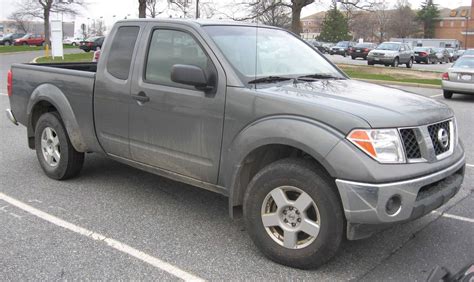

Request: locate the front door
(128, 24), (226, 184)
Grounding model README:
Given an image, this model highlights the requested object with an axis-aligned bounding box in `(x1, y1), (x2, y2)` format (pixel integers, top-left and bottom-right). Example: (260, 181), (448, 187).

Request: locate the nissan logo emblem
(437, 128), (449, 149)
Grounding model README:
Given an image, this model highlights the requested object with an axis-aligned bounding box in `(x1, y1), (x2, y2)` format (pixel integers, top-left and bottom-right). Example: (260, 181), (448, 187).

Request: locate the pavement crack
(356, 190), (473, 281)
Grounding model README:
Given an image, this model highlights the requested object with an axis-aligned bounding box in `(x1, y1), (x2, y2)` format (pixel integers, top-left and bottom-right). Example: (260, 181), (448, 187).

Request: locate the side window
(106, 26), (140, 80)
(145, 29), (211, 88)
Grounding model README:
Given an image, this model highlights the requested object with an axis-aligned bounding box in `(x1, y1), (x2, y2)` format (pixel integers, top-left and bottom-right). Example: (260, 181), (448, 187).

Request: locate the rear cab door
(94, 22), (146, 159)
(127, 22), (227, 184)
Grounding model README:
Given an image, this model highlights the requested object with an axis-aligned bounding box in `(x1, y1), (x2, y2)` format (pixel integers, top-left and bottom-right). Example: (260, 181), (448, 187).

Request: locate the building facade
(434, 0), (474, 49)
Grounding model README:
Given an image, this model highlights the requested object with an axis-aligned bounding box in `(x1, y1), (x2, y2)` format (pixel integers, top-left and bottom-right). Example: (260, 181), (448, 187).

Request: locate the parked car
(14, 34), (45, 46)
(434, 48), (450, 64)
(367, 42), (414, 68)
(441, 55), (474, 99)
(321, 42), (334, 53)
(350, 42), (377, 60)
(0, 33), (26, 46)
(79, 36), (105, 52)
(92, 49), (101, 62)
(446, 48), (458, 62)
(6, 20), (465, 270)
(413, 47), (438, 64)
(329, 41), (356, 57)
(63, 37), (83, 46)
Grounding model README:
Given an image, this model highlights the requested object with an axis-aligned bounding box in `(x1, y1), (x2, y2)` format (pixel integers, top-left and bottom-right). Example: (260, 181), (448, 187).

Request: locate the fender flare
(26, 83), (87, 152)
(220, 115), (346, 214)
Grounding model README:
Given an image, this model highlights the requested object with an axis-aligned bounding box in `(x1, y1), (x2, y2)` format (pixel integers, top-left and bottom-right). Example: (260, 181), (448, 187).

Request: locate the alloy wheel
(41, 127), (61, 167)
(261, 186), (321, 249)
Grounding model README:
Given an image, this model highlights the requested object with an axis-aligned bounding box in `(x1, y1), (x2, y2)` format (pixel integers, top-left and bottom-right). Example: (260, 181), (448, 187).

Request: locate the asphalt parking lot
(325, 53), (452, 72)
(1, 55), (473, 280)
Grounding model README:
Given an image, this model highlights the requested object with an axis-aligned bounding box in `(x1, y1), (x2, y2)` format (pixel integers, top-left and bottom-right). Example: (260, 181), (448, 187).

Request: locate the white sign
(50, 20), (64, 59)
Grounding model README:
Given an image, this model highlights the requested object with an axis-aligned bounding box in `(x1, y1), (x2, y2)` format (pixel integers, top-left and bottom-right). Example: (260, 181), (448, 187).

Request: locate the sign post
(50, 20), (64, 60)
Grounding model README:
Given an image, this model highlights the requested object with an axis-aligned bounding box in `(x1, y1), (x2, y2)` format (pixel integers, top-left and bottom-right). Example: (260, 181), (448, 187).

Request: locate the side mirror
(171, 64), (214, 92)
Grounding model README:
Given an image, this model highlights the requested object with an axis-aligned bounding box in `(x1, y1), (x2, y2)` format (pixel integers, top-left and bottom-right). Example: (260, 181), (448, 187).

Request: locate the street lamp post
(465, 16), (469, 49)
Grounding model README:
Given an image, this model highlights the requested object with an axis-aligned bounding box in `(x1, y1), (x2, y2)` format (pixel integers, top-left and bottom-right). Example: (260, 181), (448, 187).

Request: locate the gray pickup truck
(6, 19), (465, 269)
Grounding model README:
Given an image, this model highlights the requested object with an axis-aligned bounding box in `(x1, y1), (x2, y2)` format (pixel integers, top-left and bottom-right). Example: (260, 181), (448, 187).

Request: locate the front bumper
(336, 156), (465, 239)
(442, 80), (474, 94)
(367, 57), (395, 64)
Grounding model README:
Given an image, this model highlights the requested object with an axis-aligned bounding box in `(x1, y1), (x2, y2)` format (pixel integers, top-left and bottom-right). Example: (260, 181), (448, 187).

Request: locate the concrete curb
(31, 56), (41, 63)
(354, 78), (442, 89)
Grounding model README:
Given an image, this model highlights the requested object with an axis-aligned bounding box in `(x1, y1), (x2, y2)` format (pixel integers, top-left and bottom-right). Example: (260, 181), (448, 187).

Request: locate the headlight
(347, 129), (406, 163)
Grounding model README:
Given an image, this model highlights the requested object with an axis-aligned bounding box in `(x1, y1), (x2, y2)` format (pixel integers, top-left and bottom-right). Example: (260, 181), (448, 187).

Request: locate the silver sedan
(442, 55), (474, 99)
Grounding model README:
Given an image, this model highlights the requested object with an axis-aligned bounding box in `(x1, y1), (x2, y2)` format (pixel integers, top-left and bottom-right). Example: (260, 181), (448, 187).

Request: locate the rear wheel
(443, 90), (453, 99)
(406, 58), (413, 68)
(35, 112), (84, 180)
(243, 158), (344, 269)
(4, 41), (11, 46)
(351, 56), (356, 60)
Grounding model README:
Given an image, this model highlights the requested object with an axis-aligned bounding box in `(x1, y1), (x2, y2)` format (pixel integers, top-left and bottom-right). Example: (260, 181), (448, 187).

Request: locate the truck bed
(9, 62), (101, 153)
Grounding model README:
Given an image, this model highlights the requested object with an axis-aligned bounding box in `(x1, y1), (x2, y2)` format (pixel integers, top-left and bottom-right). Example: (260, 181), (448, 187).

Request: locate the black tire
(351, 56), (356, 60)
(368, 61), (374, 66)
(34, 112), (84, 180)
(343, 52), (347, 57)
(443, 90), (453, 99)
(243, 158), (344, 269)
(392, 57), (399, 67)
(84, 49), (90, 53)
(72, 42), (77, 46)
(416, 60), (420, 64)
(406, 58), (413, 68)
(4, 41), (11, 46)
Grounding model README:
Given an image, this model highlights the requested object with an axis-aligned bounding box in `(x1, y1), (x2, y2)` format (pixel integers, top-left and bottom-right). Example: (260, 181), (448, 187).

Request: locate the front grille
(400, 128), (421, 159)
(428, 121), (451, 155)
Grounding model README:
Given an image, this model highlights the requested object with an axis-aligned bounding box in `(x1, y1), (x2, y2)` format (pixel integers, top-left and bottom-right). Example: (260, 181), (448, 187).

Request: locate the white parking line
(0, 93), (7, 96)
(430, 94), (443, 98)
(431, 211), (474, 223)
(0, 192), (204, 282)
(467, 164), (474, 168)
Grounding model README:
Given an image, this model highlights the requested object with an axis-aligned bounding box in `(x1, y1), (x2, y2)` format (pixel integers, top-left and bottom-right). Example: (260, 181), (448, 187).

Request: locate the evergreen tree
(318, 5), (351, 42)
(416, 0), (440, 38)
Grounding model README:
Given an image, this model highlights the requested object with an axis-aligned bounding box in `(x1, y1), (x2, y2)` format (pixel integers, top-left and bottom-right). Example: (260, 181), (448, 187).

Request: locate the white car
(63, 37), (83, 46)
(441, 55), (474, 99)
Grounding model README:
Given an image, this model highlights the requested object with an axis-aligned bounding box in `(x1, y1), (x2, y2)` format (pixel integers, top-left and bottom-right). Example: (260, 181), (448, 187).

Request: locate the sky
(0, 0), (471, 32)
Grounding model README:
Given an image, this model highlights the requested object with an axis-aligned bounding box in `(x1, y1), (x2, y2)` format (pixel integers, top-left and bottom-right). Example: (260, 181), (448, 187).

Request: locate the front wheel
(392, 58), (399, 67)
(243, 158), (344, 269)
(35, 112), (85, 180)
(443, 90), (453, 99)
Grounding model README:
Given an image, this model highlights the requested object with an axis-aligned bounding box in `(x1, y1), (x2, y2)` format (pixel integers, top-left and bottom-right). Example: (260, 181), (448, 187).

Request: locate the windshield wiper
(297, 74), (343, 80)
(248, 76), (293, 84)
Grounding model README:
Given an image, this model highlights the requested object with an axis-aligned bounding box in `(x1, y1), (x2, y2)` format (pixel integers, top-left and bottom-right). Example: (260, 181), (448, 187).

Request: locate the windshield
(336, 41), (349, 47)
(203, 26), (344, 84)
(376, 43), (400, 51)
(453, 57), (474, 68)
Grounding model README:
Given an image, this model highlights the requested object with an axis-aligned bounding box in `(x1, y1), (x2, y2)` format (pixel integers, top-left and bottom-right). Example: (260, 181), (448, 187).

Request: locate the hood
(256, 79), (453, 129)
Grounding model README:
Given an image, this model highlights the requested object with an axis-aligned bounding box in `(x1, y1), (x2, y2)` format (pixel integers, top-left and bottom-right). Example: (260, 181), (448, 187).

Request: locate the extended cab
(6, 20), (465, 269)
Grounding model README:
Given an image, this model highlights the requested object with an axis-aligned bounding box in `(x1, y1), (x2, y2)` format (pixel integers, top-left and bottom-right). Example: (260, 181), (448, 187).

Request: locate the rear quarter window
(106, 26), (140, 80)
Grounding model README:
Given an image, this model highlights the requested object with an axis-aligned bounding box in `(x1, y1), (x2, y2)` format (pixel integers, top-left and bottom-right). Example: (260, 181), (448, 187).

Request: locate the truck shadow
(73, 153), (462, 279)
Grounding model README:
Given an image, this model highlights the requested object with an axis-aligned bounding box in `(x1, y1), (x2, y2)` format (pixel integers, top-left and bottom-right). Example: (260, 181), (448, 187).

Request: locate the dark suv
(330, 41), (356, 57)
(350, 42), (377, 60)
(79, 36), (105, 52)
(0, 33), (26, 46)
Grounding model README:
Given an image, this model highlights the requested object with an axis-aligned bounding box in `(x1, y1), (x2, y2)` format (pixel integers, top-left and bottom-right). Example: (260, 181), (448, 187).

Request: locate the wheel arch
(220, 116), (344, 217)
(27, 84), (87, 152)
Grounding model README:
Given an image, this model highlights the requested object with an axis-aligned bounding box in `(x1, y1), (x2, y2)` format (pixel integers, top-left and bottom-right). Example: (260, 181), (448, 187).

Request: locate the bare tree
(8, 12), (31, 33)
(12, 0), (84, 46)
(388, 0), (418, 38)
(146, 0), (165, 18)
(139, 0), (147, 18)
(89, 19), (106, 36)
(168, 0), (191, 18)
